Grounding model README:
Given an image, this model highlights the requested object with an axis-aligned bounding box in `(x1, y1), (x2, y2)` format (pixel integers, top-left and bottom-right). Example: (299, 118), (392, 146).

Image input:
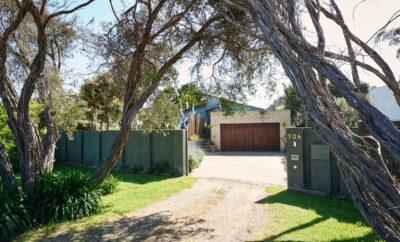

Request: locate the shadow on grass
(54, 163), (173, 185)
(46, 211), (214, 241)
(251, 189), (378, 242)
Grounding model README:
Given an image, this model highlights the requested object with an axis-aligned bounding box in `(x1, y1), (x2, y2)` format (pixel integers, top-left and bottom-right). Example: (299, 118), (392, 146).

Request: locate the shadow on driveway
(48, 211), (214, 241)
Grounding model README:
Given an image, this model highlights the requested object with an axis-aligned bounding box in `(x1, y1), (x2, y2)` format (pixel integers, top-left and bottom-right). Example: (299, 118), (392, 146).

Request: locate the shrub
(192, 149), (204, 163)
(148, 161), (170, 175)
(25, 170), (101, 225)
(131, 165), (143, 173)
(119, 164), (131, 172)
(0, 105), (19, 173)
(189, 134), (201, 141)
(97, 175), (119, 195)
(8, 145), (19, 173)
(188, 149), (204, 172)
(0, 182), (31, 241)
(188, 154), (198, 172)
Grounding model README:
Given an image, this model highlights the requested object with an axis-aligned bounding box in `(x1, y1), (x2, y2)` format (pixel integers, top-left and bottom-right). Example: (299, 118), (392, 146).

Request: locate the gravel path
(45, 179), (269, 242)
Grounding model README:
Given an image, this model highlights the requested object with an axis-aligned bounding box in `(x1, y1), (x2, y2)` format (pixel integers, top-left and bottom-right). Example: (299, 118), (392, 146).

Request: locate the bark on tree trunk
(92, 123), (132, 183)
(219, 0), (400, 240)
(0, 141), (15, 188)
(17, 116), (43, 192)
(37, 80), (59, 172)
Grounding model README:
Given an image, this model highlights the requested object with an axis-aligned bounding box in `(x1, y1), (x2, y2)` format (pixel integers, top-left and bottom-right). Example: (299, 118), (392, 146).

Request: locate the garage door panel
(221, 123), (280, 151)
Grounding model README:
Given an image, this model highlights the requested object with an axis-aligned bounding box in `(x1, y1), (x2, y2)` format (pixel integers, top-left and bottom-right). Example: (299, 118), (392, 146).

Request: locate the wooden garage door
(220, 123), (280, 151)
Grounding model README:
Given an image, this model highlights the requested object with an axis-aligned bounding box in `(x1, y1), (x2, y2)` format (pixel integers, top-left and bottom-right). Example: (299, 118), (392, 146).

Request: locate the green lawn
(252, 187), (380, 241)
(19, 164), (197, 240)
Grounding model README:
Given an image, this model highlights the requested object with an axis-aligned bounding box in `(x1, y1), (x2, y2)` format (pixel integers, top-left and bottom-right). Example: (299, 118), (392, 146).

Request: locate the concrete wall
(55, 130), (188, 176)
(210, 110), (291, 151)
(286, 127), (350, 196)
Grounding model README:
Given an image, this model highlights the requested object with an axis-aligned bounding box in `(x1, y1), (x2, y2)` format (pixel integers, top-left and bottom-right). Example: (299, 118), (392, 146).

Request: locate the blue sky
(64, 0), (400, 108)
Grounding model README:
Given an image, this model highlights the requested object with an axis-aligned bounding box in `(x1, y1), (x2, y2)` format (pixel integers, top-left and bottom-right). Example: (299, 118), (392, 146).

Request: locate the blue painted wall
(182, 98), (263, 137)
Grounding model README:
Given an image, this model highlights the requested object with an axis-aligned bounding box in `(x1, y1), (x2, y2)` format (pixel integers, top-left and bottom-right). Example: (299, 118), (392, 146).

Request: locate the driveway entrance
(190, 152), (287, 187)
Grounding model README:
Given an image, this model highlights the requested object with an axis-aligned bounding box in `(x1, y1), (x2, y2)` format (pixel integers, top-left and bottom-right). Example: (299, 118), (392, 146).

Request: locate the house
(370, 85), (400, 125)
(183, 97), (291, 152)
(182, 97), (263, 137)
(210, 110), (290, 152)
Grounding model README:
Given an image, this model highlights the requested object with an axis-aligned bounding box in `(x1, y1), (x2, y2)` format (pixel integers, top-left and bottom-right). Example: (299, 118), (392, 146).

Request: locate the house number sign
(287, 133), (302, 140)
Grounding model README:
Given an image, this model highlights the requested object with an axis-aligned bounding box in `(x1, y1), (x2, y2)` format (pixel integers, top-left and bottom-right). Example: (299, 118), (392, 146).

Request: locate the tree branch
(44, 0), (96, 26)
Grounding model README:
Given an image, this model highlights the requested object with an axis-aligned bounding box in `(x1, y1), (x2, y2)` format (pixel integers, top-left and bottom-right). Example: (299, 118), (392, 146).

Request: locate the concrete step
(199, 139), (212, 152)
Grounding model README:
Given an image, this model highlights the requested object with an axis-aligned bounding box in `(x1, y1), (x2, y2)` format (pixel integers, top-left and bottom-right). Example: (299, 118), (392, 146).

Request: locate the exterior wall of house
(183, 98), (263, 137)
(183, 98), (220, 128)
(210, 110), (291, 152)
(370, 85), (400, 121)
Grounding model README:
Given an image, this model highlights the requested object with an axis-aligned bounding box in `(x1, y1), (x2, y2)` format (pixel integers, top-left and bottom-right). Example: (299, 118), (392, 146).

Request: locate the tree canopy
(219, 0), (400, 239)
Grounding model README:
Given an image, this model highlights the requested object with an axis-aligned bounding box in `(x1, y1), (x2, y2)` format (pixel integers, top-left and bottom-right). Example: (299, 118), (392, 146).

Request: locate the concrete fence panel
(286, 127), (352, 196)
(55, 129), (188, 176)
(151, 130), (187, 175)
(55, 134), (67, 163)
(101, 131), (123, 169)
(82, 131), (100, 166)
(124, 131), (151, 169)
(67, 131), (82, 165)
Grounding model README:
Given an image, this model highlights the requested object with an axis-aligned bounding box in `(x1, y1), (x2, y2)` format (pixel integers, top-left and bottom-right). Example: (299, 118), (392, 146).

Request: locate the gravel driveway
(44, 179), (269, 242)
(35, 152), (284, 241)
(190, 151), (287, 187)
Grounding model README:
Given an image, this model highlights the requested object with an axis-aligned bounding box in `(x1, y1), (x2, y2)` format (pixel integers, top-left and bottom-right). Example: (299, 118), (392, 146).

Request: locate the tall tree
(0, 0), (94, 192)
(91, 0), (270, 183)
(80, 72), (121, 130)
(177, 83), (208, 108)
(219, 0), (400, 240)
(283, 85), (306, 127)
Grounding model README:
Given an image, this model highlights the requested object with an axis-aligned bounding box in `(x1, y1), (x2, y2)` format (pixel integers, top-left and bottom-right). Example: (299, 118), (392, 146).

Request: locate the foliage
(47, 84), (86, 138)
(328, 82), (369, 98)
(147, 161), (171, 175)
(29, 99), (46, 133)
(188, 149), (204, 172)
(230, 1), (400, 238)
(19, 164), (197, 239)
(25, 170), (101, 225)
(80, 72), (122, 130)
(131, 165), (143, 173)
(382, 27), (400, 59)
(0, 182), (31, 241)
(96, 175), (119, 195)
(284, 83), (369, 127)
(189, 135), (201, 141)
(177, 83), (208, 108)
(0, 0), (90, 193)
(256, 187), (377, 241)
(188, 154), (198, 172)
(0, 105), (19, 172)
(138, 92), (180, 130)
(220, 98), (244, 116)
(335, 97), (359, 127)
(283, 85), (306, 127)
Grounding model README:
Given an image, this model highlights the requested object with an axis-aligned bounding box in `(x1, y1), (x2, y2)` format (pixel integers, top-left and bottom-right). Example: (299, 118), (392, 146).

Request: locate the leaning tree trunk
(218, 0), (400, 240)
(92, 121), (132, 184)
(0, 141), (15, 188)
